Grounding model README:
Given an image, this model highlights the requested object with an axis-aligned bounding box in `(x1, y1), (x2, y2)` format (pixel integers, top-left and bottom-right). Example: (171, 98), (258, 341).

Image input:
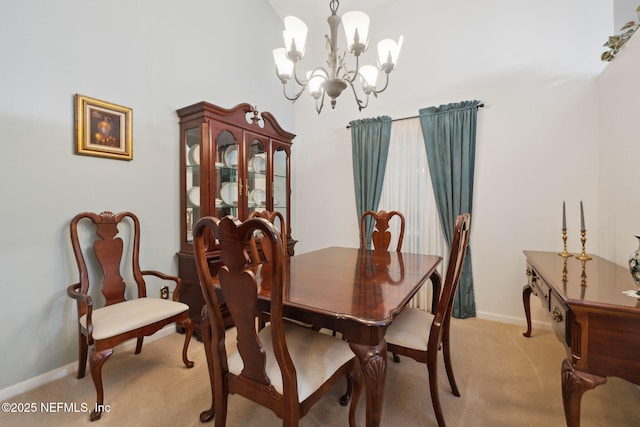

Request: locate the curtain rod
(345, 103), (484, 129)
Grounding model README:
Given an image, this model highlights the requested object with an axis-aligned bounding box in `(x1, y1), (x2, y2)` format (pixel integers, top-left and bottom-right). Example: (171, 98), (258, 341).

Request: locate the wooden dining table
(202, 246), (442, 427)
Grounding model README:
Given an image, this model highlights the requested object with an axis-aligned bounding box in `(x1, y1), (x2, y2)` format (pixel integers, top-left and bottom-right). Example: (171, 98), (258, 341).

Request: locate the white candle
(562, 201), (566, 229)
(580, 201), (585, 231)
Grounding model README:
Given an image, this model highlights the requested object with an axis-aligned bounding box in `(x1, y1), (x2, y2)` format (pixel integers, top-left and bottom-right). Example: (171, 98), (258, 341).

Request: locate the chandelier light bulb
(359, 65), (379, 93)
(306, 70), (327, 99)
(377, 35), (404, 73)
(283, 16), (308, 61)
(273, 48), (294, 82)
(341, 11), (370, 55)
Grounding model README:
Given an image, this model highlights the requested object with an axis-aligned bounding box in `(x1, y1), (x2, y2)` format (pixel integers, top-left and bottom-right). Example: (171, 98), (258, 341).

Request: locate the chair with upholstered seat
(249, 210), (286, 236)
(360, 210), (405, 252)
(249, 210), (287, 261)
(193, 215), (361, 426)
(359, 210), (409, 348)
(249, 210), (289, 329)
(67, 211), (194, 421)
(384, 212), (470, 427)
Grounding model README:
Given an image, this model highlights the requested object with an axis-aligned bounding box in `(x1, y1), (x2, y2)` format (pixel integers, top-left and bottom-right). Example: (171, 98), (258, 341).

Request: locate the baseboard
(0, 325), (177, 401)
(475, 310), (553, 331)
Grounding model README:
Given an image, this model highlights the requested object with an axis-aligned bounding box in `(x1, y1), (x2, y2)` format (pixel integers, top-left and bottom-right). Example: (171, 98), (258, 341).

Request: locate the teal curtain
(419, 100), (480, 318)
(350, 116), (392, 249)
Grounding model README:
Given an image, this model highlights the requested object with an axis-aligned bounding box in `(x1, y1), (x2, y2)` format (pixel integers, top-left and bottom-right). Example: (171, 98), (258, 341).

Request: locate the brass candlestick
(576, 229), (592, 261)
(558, 228), (573, 258)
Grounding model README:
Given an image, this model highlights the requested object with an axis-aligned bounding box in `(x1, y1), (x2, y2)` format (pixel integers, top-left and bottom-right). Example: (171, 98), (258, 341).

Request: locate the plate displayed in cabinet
(249, 155), (266, 173)
(188, 144), (200, 166)
(220, 182), (238, 205)
(250, 188), (266, 207)
(224, 145), (238, 168)
(187, 186), (200, 207)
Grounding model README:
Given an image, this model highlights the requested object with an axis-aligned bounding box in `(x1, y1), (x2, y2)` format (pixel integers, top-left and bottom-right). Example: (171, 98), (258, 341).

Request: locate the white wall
(598, 33), (640, 265)
(0, 0), (295, 390)
(614, 0), (639, 31)
(289, 0), (610, 325)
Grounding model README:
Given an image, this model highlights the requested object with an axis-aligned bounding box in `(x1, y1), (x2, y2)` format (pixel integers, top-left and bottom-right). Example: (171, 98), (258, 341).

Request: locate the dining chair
(67, 211), (194, 421)
(249, 210), (290, 330)
(249, 209), (287, 260)
(360, 210), (405, 252)
(249, 210), (286, 235)
(384, 212), (471, 427)
(193, 215), (362, 426)
(359, 210), (407, 353)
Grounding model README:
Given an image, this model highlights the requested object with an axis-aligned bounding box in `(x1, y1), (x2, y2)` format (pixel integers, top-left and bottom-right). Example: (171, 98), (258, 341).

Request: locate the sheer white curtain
(378, 118), (447, 311)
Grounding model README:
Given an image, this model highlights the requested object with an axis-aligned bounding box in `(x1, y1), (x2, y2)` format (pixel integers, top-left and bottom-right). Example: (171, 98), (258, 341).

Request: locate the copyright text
(1, 402), (110, 413)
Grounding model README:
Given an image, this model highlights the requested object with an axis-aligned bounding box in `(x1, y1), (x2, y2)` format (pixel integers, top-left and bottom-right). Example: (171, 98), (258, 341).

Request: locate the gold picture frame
(75, 94), (133, 160)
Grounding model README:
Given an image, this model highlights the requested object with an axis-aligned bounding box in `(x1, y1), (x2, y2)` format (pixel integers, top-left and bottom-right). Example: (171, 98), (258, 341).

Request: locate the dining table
(201, 246), (443, 427)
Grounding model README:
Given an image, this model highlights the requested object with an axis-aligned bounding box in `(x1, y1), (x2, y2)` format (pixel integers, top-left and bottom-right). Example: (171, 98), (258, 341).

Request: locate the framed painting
(75, 94), (133, 160)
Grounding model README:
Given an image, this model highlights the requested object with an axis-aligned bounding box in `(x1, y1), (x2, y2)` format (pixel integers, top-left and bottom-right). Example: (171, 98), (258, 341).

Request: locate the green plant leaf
(620, 21), (636, 30)
(599, 8), (640, 61)
(622, 28), (636, 37)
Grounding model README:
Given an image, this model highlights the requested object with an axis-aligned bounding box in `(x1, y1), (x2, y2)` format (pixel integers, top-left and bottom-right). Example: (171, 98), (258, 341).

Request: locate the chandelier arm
(371, 72), (391, 94)
(346, 79), (370, 111)
(292, 62), (310, 87)
(343, 54), (361, 84)
(310, 65), (331, 78)
(281, 83), (307, 103)
(340, 69), (359, 84)
(315, 91), (326, 114)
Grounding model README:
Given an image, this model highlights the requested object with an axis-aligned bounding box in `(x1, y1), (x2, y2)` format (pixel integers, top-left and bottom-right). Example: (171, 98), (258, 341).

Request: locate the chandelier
(272, 0), (403, 114)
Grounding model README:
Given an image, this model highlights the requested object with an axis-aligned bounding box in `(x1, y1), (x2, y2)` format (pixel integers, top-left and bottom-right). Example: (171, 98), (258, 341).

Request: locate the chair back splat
(385, 213), (471, 427)
(67, 211), (193, 421)
(360, 210), (405, 252)
(193, 215), (362, 426)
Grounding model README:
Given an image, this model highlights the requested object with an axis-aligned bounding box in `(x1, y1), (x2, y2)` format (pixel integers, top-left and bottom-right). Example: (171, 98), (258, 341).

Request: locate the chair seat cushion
(79, 298), (189, 340)
(227, 324), (354, 403)
(385, 307), (434, 352)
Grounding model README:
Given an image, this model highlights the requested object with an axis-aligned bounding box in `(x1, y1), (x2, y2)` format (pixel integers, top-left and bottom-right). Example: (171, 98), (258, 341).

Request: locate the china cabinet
(176, 101), (296, 337)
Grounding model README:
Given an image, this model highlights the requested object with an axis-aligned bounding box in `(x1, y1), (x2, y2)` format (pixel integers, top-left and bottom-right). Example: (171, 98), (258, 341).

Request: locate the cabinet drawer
(550, 290), (570, 346)
(527, 264), (550, 311)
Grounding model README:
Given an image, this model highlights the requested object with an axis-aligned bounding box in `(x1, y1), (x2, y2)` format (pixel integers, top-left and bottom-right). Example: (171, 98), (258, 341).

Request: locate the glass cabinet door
(214, 129), (239, 218)
(246, 136), (267, 217)
(184, 127), (201, 243)
(273, 146), (289, 235)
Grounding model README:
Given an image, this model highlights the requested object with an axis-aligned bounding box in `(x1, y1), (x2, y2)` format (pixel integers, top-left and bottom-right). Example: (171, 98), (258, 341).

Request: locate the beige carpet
(2, 318), (639, 426)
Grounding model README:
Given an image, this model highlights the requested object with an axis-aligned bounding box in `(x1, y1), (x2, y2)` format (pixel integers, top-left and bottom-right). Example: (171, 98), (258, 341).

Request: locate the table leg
(522, 284), (532, 337)
(349, 340), (387, 427)
(561, 358), (606, 427)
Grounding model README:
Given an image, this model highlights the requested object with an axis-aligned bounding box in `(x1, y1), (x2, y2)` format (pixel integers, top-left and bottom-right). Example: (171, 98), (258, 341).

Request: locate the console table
(522, 250), (640, 427)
